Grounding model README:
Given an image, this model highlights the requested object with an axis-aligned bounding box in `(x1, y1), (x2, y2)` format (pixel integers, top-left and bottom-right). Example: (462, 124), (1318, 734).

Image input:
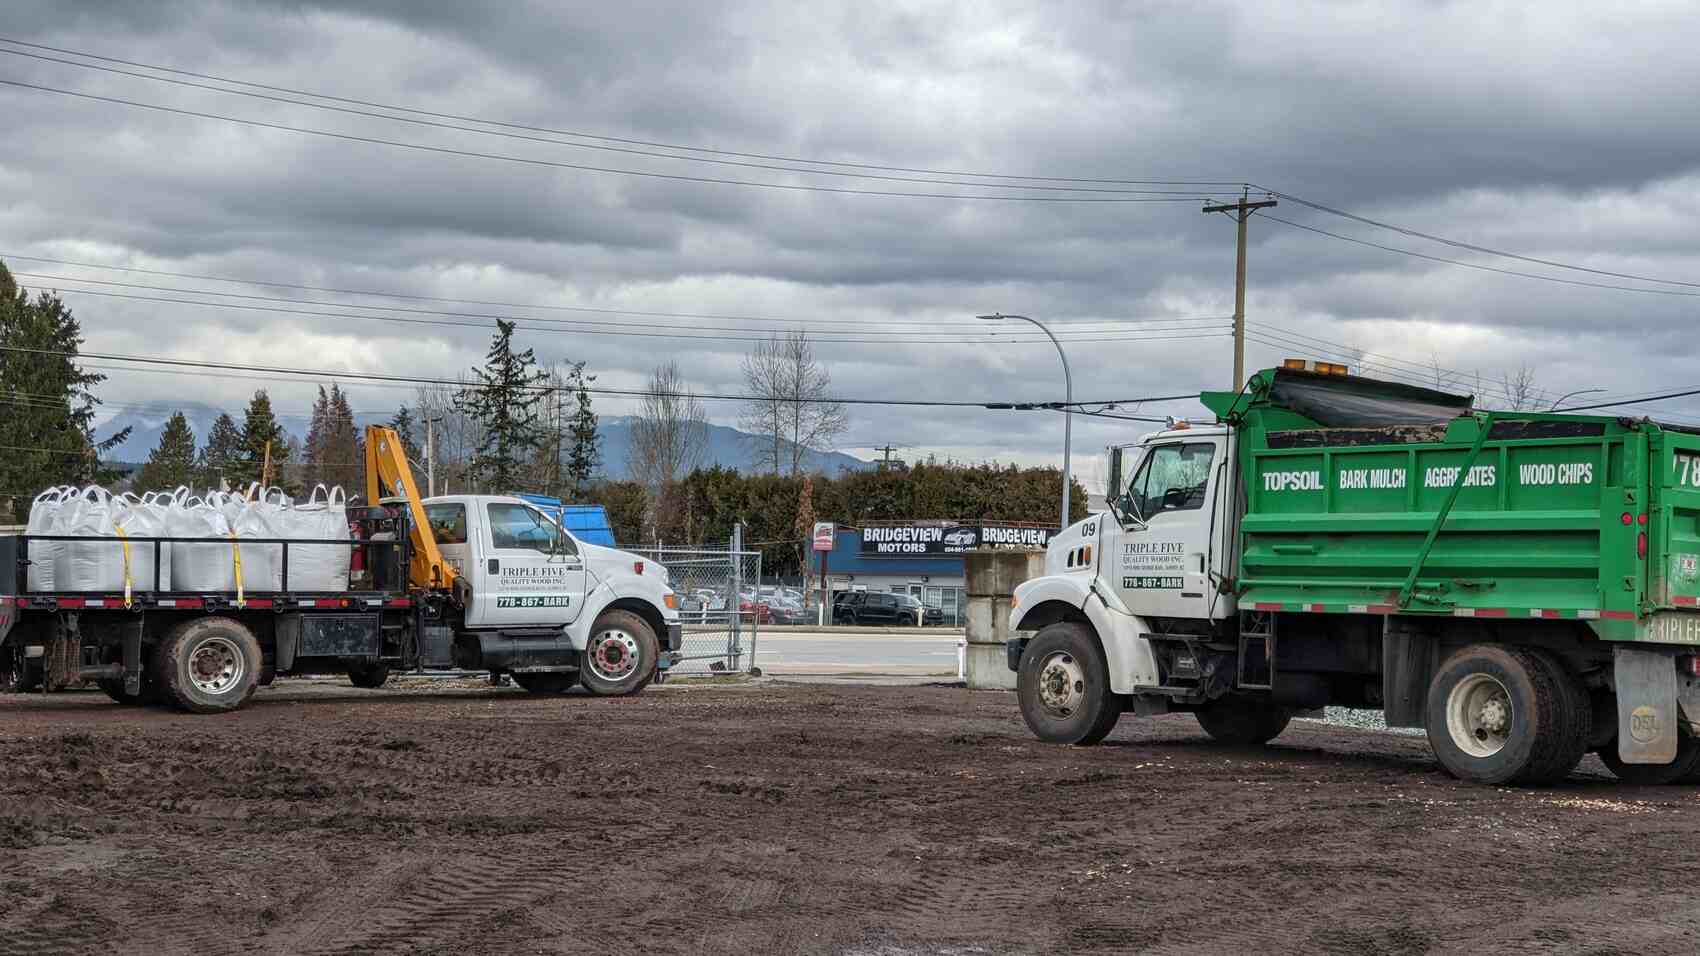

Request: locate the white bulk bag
(25, 485), (78, 591)
(286, 485), (351, 592)
(54, 491), (171, 596)
(222, 492), (284, 592)
(167, 495), (238, 592)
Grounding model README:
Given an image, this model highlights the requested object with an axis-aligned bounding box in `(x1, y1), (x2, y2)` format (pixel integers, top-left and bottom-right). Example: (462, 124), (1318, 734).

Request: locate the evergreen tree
(302, 384), (361, 491)
(303, 385), (333, 489)
(324, 384), (362, 492)
(388, 404), (422, 465)
(198, 412), (243, 490)
(456, 320), (546, 491)
(0, 261), (129, 519)
(134, 412), (197, 492)
(564, 361), (600, 499)
(237, 390), (291, 488)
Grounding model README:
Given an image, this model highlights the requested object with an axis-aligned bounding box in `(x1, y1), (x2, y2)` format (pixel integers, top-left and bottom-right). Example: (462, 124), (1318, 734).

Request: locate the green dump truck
(1008, 363), (1700, 785)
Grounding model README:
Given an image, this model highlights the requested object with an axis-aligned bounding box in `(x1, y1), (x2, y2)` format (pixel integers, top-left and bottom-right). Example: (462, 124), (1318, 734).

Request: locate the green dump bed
(1217, 369), (1700, 643)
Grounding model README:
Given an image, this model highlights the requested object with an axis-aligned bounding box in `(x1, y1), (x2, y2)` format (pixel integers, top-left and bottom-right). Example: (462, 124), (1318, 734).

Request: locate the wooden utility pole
(875, 445), (898, 470)
(1203, 190), (1277, 389)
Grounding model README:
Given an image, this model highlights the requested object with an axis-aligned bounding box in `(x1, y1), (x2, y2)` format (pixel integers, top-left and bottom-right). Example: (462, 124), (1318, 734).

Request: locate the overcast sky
(5, 1), (1700, 488)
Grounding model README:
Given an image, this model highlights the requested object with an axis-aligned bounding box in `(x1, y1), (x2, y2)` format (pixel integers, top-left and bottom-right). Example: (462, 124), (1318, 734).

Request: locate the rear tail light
(1681, 656), (1700, 678)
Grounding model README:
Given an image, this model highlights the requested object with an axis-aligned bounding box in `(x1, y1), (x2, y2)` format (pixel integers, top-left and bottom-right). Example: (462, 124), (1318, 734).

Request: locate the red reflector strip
(387, 598), (412, 608)
(1601, 610), (1636, 621)
(56, 598), (85, 608)
(245, 598), (273, 608)
(1675, 596), (1700, 607)
(1529, 609), (1564, 619)
(313, 599), (343, 608)
(1368, 604), (1396, 614)
(1252, 602), (1283, 611)
(1305, 603), (1327, 613)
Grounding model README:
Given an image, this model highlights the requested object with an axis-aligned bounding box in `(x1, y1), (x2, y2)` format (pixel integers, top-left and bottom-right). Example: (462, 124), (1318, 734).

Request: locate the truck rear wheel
(1522, 649), (1589, 784)
(1195, 697), (1291, 745)
(1, 641), (41, 693)
(154, 617), (262, 714)
(1425, 644), (1573, 786)
(1017, 622), (1122, 746)
(1598, 732), (1700, 785)
(347, 662), (390, 689)
(579, 609), (658, 697)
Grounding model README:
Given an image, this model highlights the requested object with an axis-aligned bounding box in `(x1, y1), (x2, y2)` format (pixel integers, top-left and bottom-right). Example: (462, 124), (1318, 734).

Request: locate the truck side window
(486, 503), (579, 556)
(424, 502), (468, 545)
(1129, 442), (1216, 520)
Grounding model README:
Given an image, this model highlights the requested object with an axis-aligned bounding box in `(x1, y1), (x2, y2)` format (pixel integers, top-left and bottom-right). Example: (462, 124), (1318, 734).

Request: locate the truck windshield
(1127, 442), (1216, 521)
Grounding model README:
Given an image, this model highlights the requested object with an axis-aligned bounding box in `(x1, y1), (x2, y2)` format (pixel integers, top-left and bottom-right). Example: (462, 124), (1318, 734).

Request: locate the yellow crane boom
(363, 425), (458, 592)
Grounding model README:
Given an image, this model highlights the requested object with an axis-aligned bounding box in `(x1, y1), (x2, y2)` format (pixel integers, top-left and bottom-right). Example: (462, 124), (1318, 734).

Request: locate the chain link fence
(624, 539), (762, 675)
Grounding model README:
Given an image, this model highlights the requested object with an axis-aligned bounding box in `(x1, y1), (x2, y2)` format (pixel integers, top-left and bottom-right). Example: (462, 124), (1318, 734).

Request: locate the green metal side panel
(1237, 413), (1653, 640)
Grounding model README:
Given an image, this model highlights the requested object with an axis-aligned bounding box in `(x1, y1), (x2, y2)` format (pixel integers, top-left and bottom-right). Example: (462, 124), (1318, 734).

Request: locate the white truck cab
(1008, 423), (1243, 738)
(418, 494), (683, 694)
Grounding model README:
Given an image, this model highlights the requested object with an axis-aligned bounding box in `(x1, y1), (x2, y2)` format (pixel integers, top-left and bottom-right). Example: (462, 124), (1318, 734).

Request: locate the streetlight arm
(980, 313), (1074, 530)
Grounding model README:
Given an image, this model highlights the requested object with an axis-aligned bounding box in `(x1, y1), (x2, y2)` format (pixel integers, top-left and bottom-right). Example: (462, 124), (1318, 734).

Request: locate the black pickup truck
(832, 591), (943, 627)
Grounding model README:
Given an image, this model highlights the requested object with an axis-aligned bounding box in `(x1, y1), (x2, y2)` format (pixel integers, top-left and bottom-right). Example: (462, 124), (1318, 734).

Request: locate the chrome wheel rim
(1036, 651), (1087, 718)
(588, 628), (641, 683)
(188, 636), (244, 696)
(1447, 673), (1513, 758)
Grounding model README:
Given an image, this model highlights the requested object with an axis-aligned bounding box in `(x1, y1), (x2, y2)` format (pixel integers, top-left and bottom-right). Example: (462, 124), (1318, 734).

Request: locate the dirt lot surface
(3, 680), (1698, 955)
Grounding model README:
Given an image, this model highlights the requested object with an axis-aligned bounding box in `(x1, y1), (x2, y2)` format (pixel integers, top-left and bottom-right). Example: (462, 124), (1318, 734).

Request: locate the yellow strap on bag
(228, 530), (245, 608)
(113, 525), (133, 608)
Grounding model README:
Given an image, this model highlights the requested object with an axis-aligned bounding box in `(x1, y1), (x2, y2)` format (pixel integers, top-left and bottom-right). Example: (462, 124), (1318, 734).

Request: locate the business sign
(859, 523), (1054, 557)
(812, 522), (837, 552)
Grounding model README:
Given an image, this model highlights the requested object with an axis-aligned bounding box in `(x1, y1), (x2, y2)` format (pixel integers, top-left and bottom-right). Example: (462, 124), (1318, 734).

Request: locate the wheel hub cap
(188, 637), (243, 695)
(1036, 651), (1087, 718)
(589, 629), (640, 683)
(1446, 673), (1514, 758)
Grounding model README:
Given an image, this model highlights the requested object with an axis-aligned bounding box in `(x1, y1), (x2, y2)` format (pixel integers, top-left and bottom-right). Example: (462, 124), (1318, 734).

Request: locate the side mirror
(1105, 445), (1122, 505)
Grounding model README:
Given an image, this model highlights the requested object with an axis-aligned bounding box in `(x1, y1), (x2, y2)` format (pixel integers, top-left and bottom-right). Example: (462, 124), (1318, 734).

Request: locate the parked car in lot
(833, 591), (943, 627)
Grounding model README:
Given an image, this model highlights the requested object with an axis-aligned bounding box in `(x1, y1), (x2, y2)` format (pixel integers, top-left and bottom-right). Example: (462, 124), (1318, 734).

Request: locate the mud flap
(1615, 645), (1678, 764)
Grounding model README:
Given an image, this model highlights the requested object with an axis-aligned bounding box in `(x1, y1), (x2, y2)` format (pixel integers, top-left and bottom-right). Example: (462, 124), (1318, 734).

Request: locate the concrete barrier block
(964, 642), (1017, 690)
(965, 550), (1047, 598)
(964, 596), (996, 644)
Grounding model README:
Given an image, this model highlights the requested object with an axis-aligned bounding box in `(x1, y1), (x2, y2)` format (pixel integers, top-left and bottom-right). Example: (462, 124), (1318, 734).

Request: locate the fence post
(728, 523), (742, 672)
(746, 546), (762, 675)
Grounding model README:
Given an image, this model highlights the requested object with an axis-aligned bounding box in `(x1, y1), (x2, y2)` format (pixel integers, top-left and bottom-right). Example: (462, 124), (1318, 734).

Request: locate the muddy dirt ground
(2, 680), (1697, 956)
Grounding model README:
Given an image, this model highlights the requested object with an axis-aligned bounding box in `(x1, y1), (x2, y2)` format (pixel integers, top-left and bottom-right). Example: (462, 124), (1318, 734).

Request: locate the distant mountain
(95, 406), (871, 480)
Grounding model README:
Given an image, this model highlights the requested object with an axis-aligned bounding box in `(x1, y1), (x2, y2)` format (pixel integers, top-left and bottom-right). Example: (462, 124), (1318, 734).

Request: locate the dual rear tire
(1426, 644), (1588, 786)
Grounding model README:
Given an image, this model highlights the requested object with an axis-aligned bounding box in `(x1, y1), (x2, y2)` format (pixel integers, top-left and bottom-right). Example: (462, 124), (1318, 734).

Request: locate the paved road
(750, 631), (961, 676)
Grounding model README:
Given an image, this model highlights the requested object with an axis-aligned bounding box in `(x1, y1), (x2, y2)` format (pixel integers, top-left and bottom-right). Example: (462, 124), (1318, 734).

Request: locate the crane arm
(364, 425), (459, 592)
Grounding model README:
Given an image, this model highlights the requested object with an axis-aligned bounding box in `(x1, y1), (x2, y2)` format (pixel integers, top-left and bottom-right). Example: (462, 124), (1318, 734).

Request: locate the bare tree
(414, 381), (485, 494)
(739, 331), (849, 475)
(627, 362), (708, 539)
(1499, 363), (1540, 411)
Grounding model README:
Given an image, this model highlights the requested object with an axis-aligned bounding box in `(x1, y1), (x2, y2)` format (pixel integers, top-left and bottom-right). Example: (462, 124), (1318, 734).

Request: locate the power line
(1254, 210), (1700, 298)
(0, 35), (1244, 189)
(15, 269), (1230, 340)
(1258, 188), (1700, 291)
(0, 344), (1206, 409)
(2, 253), (1213, 330)
(0, 45), (1228, 198)
(0, 78), (1215, 204)
(35, 281), (1229, 346)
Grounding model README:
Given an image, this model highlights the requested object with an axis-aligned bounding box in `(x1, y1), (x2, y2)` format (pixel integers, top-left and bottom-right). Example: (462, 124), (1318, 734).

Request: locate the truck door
(468, 501), (588, 629)
(1107, 438), (1223, 620)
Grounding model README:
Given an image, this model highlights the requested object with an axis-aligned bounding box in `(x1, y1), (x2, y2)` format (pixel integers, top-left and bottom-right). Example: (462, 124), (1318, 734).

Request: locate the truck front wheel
(1017, 622), (1122, 746)
(155, 617), (263, 714)
(579, 609), (658, 697)
(1195, 697), (1292, 745)
(1425, 644), (1576, 786)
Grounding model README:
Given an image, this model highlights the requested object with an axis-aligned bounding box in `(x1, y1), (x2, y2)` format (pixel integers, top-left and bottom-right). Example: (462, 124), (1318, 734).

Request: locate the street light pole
(979, 313), (1073, 531)
(425, 416), (443, 496)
